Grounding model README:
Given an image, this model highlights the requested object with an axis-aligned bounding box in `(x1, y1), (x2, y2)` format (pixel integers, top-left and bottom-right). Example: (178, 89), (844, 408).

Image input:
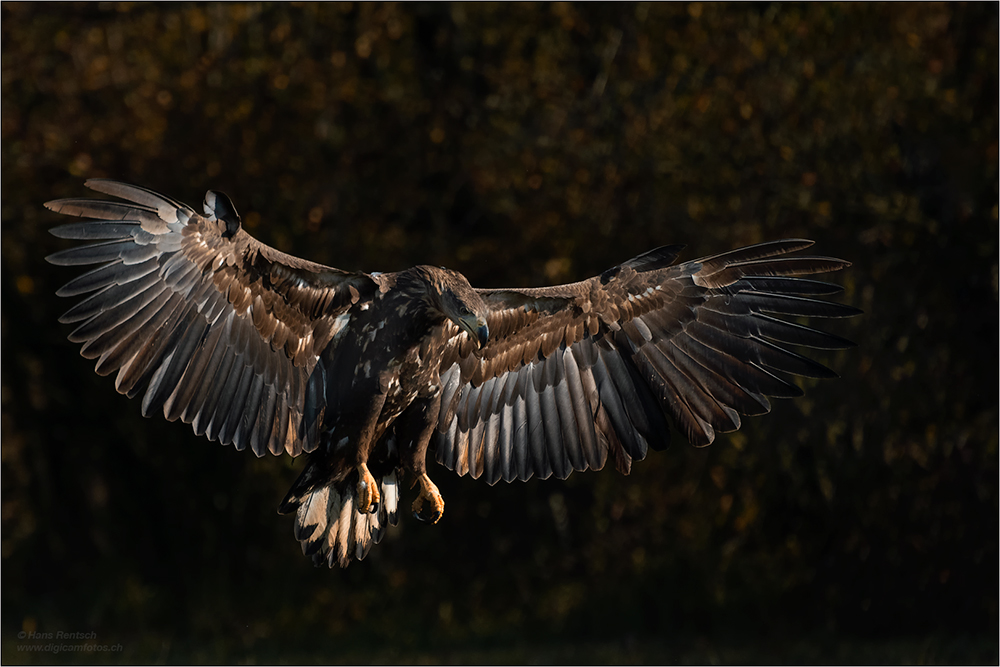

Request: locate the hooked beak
(460, 315), (489, 349)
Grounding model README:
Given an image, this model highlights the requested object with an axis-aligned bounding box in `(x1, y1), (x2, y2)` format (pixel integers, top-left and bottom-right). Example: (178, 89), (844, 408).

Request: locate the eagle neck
(382, 281), (448, 345)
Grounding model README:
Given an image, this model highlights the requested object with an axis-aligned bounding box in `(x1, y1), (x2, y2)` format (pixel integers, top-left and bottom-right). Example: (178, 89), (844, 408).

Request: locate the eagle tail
(278, 466), (400, 568)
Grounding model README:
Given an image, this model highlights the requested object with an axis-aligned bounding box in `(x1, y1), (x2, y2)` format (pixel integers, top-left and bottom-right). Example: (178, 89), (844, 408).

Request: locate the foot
(355, 463), (380, 514)
(411, 473), (445, 524)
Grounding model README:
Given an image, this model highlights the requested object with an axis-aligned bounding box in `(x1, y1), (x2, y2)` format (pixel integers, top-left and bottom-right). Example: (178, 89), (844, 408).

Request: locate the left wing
(434, 241), (859, 484)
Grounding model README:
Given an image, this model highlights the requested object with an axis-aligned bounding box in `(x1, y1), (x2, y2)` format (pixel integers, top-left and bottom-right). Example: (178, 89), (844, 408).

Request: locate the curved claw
(412, 505), (442, 524)
(356, 464), (381, 514)
(411, 473), (445, 524)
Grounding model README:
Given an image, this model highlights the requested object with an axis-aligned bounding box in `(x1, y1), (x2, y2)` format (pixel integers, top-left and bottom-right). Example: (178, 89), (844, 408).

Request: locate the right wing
(46, 180), (377, 457)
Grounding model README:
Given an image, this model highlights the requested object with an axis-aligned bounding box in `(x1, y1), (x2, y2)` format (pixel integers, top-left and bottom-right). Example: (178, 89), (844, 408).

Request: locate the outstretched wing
(46, 180), (377, 457)
(434, 240), (859, 484)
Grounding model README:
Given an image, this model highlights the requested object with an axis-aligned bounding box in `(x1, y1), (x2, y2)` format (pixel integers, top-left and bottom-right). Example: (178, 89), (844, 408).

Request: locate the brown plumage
(46, 180), (860, 567)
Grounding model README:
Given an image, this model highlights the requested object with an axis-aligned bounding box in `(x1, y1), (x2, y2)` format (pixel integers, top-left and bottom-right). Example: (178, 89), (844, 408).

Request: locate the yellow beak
(460, 315), (489, 349)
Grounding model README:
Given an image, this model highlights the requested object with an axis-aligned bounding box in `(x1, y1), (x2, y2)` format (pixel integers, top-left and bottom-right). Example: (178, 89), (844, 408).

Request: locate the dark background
(2, 3), (997, 664)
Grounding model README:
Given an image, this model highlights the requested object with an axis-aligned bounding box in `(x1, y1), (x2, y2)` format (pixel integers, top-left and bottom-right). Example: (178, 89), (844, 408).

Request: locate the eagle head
(412, 266), (490, 348)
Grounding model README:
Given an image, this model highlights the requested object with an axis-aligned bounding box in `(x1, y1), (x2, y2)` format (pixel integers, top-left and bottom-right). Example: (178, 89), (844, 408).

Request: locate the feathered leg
(353, 392), (388, 513)
(399, 392), (445, 523)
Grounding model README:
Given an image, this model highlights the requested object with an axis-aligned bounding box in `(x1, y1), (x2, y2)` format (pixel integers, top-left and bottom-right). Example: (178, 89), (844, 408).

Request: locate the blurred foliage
(2, 2), (997, 664)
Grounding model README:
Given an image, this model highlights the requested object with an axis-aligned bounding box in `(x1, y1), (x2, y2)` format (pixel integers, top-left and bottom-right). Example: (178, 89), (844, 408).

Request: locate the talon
(355, 464), (381, 514)
(411, 473), (445, 524)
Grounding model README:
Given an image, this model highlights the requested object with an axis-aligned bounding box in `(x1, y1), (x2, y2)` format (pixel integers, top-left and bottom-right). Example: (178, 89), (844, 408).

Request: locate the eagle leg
(355, 463), (381, 514)
(412, 472), (444, 524)
(351, 390), (389, 515)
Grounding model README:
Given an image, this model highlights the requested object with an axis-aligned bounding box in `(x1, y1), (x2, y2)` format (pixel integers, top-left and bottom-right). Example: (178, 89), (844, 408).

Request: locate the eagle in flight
(46, 180), (858, 567)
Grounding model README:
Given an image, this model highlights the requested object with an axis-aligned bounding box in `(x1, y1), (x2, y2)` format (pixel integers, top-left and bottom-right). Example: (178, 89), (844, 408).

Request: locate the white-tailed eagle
(46, 180), (859, 567)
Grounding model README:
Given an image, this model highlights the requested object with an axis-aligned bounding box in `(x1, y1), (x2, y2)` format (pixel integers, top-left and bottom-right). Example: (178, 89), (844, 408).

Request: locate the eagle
(45, 180), (859, 567)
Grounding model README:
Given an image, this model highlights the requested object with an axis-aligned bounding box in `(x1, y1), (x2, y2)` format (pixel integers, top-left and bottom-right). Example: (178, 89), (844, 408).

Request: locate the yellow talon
(356, 464), (380, 514)
(412, 473), (445, 524)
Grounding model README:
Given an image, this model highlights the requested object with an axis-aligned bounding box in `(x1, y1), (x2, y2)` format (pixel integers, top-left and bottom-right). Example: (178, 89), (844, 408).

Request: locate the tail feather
(285, 471), (400, 567)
